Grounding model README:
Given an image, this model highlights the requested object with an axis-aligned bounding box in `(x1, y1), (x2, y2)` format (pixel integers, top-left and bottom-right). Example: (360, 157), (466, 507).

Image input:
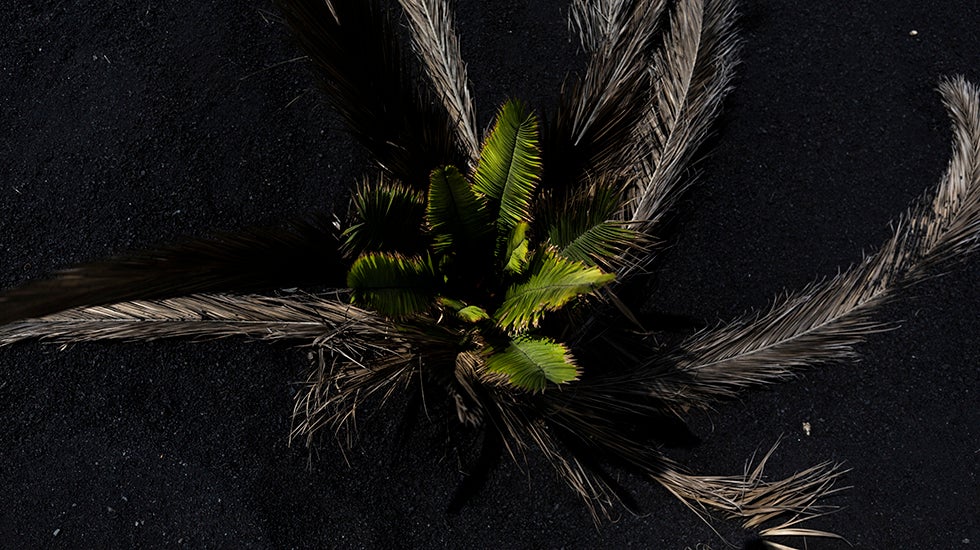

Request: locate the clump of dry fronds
(1, 1), (978, 547)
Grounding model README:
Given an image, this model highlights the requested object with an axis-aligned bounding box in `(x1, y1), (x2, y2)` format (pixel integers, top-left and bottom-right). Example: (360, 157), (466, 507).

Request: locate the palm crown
(346, 100), (626, 391)
(1, 0), (979, 547)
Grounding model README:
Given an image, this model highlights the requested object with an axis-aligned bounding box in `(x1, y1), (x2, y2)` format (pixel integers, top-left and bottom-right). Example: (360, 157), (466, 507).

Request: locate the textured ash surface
(1, 1), (978, 548)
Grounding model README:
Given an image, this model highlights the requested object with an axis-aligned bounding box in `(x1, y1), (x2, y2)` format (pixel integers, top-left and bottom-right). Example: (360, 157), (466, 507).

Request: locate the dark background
(1, 1), (978, 548)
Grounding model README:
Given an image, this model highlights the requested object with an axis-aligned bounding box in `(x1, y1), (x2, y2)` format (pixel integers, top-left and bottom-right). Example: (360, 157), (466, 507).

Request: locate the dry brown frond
(397, 0), (480, 163)
(290, 345), (418, 449)
(555, 0), (670, 185)
(654, 442), (848, 540)
(566, 0), (739, 344)
(623, 0), (739, 259)
(0, 292), (394, 347)
(568, 0), (637, 53)
(642, 77), (980, 408)
(0, 215), (346, 326)
(486, 386), (623, 522)
(452, 349), (511, 425)
(290, 312), (469, 447)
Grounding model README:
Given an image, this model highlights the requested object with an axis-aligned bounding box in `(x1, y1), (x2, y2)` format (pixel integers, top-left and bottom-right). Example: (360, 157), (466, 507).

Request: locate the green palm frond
(558, 222), (640, 268)
(495, 250), (614, 332)
(484, 335), (579, 391)
(347, 252), (437, 317)
(426, 165), (491, 254)
(545, 183), (642, 268)
(344, 178), (426, 255)
(473, 100), (543, 232)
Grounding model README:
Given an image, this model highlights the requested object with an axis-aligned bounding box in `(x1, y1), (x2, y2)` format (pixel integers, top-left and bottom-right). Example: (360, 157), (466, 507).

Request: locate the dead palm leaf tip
(1, 1), (978, 547)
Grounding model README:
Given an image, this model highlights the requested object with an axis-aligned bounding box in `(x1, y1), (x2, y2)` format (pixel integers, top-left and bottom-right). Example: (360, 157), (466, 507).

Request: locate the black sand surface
(1, 1), (978, 548)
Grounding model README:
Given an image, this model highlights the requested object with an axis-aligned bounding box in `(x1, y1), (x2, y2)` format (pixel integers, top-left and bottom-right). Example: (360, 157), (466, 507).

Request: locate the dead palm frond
(291, 345), (418, 449)
(277, 0), (466, 185)
(1, 1), (978, 547)
(639, 76), (980, 409)
(627, 0), (738, 239)
(657, 440), (849, 526)
(0, 292), (393, 347)
(568, 0), (635, 53)
(0, 216), (345, 325)
(545, 0), (669, 189)
(397, 0), (480, 164)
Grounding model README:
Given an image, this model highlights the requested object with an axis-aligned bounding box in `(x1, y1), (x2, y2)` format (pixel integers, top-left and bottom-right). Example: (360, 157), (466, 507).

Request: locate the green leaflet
(494, 250), (615, 332)
(473, 100), (542, 233)
(347, 252), (436, 317)
(437, 296), (490, 323)
(484, 336), (579, 391)
(503, 222), (530, 274)
(436, 296), (467, 311)
(427, 165), (490, 254)
(457, 305), (490, 323)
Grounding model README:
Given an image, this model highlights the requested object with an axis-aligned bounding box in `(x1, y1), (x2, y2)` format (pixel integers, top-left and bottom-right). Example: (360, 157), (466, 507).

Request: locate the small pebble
(909, 30), (919, 36)
(53, 529), (60, 537)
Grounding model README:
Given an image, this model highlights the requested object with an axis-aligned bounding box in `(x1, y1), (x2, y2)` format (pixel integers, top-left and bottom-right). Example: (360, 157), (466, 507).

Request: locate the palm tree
(1, 0), (978, 546)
